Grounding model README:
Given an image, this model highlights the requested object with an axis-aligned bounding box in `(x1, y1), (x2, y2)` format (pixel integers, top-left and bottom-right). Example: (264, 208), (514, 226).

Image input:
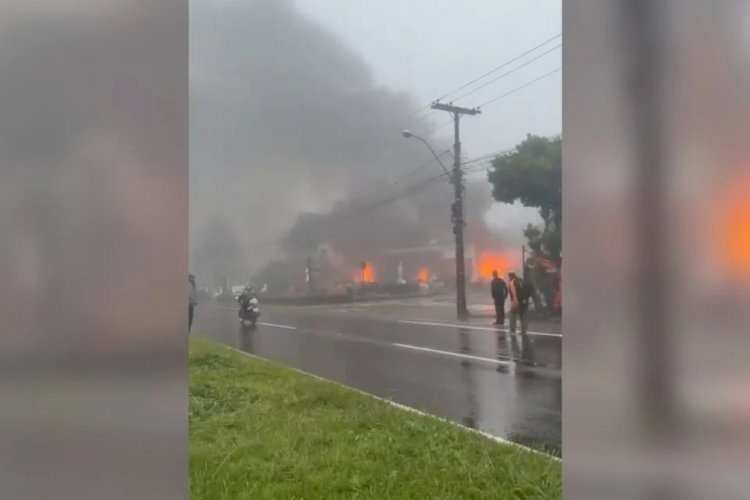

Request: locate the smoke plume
(190, 0), (503, 283)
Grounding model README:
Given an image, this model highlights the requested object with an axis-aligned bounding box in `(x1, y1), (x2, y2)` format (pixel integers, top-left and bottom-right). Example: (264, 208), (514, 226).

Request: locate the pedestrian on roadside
(490, 270), (508, 326)
(189, 274), (198, 333)
(508, 271), (529, 334)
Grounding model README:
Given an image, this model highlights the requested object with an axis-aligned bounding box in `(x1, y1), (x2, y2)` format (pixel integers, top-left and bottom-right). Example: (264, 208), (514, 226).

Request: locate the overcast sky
(295, 0), (562, 158)
(189, 0), (561, 276)
(292, 0), (561, 238)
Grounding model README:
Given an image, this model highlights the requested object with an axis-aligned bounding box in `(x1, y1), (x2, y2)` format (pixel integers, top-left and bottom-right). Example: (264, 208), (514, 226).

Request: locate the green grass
(189, 337), (561, 499)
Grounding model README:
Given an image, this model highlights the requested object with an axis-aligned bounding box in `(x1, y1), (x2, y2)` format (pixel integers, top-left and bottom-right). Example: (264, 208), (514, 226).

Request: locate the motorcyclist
(237, 285), (258, 319)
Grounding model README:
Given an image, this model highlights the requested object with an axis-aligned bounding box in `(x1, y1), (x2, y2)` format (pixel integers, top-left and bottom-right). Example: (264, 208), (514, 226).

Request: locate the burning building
(378, 243), (492, 286)
(252, 170), (529, 296)
(190, 1), (543, 298)
(255, 234), (523, 297)
(476, 251), (515, 281)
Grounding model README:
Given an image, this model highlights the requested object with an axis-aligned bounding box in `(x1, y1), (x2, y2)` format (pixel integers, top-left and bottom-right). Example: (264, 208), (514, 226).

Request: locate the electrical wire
(477, 67), (561, 108)
(404, 33), (562, 123)
(451, 44), (561, 103)
(434, 33), (561, 102)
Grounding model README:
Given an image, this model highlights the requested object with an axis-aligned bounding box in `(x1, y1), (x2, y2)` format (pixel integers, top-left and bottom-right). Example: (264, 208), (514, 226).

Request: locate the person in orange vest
(508, 271), (529, 334)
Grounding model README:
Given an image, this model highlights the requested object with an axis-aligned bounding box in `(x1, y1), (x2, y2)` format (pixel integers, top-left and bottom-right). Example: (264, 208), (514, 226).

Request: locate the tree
(488, 134), (561, 266)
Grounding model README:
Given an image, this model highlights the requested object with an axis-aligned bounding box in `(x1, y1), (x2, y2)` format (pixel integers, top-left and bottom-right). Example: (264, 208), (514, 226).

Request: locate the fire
(476, 252), (512, 281)
(354, 262), (376, 283)
(719, 177), (750, 279)
(417, 268), (430, 282)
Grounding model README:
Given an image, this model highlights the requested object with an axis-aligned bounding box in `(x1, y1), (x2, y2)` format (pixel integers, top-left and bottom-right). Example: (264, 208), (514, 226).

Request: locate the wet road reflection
(238, 326), (254, 353)
(458, 328), (478, 429)
(196, 302), (561, 452)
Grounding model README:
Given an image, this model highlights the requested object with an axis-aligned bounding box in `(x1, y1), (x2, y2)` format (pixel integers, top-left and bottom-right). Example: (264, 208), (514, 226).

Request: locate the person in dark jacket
(490, 270), (508, 325)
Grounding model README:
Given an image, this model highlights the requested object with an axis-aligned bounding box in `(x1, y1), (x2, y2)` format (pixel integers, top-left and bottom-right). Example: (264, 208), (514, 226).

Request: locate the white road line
(398, 319), (562, 338)
(212, 303), (559, 337)
(220, 344), (558, 461)
(258, 322), (297, 330)
(392, 343), (510, 366)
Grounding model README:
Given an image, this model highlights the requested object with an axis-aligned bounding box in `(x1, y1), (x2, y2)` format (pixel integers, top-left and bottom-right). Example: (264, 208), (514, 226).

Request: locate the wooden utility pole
(431, 102), (480, 319)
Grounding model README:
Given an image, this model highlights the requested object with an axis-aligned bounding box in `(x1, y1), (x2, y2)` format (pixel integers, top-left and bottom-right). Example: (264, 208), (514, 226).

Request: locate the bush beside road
(189, 337), (561, 499)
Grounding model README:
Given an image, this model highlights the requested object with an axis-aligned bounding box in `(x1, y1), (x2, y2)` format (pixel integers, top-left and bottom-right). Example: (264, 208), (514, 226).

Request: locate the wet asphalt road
(193, 294), (561, 453)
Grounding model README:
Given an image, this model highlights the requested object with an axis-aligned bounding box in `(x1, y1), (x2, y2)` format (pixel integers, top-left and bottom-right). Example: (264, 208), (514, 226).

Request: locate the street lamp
(402, 129), (468, 319)
(401, 130), (451, 178)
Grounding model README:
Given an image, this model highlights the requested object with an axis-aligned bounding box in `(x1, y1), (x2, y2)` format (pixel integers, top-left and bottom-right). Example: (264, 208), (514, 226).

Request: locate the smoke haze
(190, 0), (534, 283)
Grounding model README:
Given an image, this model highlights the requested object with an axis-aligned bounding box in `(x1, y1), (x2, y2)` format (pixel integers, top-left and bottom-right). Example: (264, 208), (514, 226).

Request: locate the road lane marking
(221, 343), (559, 461)
(211, 304), (559, 337)
(397, 319), (562, 338)
(392, 343), (510, 366)
(276, 328), (517, 369)
(259, 322), (297, 330)
(213, 306), (297, 330)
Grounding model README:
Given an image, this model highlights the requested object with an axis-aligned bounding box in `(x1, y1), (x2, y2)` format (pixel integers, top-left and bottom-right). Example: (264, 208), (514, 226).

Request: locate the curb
(218, 342), (561, 462)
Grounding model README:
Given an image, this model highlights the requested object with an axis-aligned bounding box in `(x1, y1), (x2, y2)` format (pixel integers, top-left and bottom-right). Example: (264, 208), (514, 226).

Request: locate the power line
(247, 163), (454, 252)
(463, 146), (517, 165)
(429, 68), (561, 132)
(348, 137), (557, 215)
(434, 33), (562, 102)
(428, 103), (482, 318)
(381, 150), (451, 188)
(335, 135), (564, 217)
(451, 44), (561, 102)
(405, 33), (561, 123)
(348, 171), (449, 214)
(245, 49), (563, 256)
(453, 133), (565, 180)
(251, 70), (562, 255)
(250, 134), (564, 253)
(477, 67), (561, 108)
(429, 117), (454, 134)
(463, 134), (561, 165)
(344, 150), (451, 209)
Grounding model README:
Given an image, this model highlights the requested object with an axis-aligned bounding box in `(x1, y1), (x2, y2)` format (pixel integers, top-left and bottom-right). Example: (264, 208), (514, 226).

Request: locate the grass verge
(190, 337), (561, 499)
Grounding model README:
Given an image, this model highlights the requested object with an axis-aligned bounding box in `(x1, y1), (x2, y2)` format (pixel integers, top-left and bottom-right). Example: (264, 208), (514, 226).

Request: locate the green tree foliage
(488, 134), (561, 266)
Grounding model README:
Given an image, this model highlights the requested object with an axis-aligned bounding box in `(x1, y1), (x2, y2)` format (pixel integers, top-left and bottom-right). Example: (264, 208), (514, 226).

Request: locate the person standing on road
(508, 271), (529, 334)
(490, 270), (508, 325)
(189, 274), (198, 333)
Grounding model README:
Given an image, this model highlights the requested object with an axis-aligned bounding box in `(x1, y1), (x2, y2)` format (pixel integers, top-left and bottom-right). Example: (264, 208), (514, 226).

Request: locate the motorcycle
(239, 297), (260, 327)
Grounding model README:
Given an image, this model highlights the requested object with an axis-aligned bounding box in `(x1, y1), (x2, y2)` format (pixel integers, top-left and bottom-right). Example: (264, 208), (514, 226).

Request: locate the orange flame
(476, 252), (512, 281)
(719, 177), (750, 280)
(354, 262), (376, 283)
(417, 268), (430, 282)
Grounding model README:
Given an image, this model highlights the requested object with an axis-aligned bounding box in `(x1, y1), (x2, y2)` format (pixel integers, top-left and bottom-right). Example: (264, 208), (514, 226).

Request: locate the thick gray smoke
(190, 0), (500, 283)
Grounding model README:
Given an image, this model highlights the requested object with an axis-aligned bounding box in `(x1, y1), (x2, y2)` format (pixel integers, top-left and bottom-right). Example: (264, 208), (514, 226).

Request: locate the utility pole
(431, 102), (480, 320)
